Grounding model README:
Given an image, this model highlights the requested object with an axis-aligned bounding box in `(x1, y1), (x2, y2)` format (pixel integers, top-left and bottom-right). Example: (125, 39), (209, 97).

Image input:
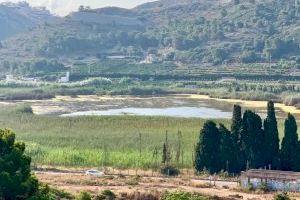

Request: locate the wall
(241, 177), (300, 192)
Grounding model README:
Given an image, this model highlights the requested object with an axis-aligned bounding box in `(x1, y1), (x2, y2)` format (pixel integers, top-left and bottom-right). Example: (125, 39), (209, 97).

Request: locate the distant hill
(0, 2), (56, 40)
(1, 0), (300, 74)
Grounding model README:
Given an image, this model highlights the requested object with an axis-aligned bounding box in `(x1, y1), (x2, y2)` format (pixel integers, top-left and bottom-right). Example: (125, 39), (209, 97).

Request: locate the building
(140, 54), (155, 64)
(5, 75), (13, 82)
(59, 72), (70, 83)
(241, 169), (300, 192)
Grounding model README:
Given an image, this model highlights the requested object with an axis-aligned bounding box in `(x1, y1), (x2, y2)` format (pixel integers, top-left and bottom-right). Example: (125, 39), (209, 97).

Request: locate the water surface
(61, 106), (232, 118)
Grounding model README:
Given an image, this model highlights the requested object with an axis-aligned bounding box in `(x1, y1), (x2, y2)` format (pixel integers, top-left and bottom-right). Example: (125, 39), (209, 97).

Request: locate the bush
(258, 182), (269, 192)
(32, 184), (73, 199)
(76, 191), (92, 200)
(160, 165), (180, 176)
(101, 190), (116, 200)
(16, 105), (33, 114)
(274, 193), (291, 200)
(161, 192), (210, 200)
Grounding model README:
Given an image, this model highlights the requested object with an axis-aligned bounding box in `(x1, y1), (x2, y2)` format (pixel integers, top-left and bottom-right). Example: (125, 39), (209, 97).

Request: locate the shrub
(76, 191), (92, 200)
(274, 193), (291, 200)
(101, 190), (116, 200)
(161, 192), (210, 200)
(258, 182), (269, 192)
(246, 183), (255, 192)
(32, 184), (73, 199)
(160, 165), (180, 176)
(16, 105), (33, 114)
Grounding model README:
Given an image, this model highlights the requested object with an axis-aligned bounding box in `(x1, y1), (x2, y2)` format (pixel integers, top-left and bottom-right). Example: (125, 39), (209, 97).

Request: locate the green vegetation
(0, 128), (39, 199)
(161, 192), (211, 200)
(76, 191), (92, 200)
(0, 105), (230, 169)
(274, 193), (291, 200)
(280, 114), (300, 171)
(3, 0), (300, 67)
(0, 104), (296, 169)
(264, 101), (280, 169)
(195, 102), (300, 174)
(0, 128), (71, 199)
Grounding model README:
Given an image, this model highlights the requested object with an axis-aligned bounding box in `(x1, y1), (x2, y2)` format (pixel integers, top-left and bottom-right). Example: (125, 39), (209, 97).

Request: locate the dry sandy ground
(35, 171), (300, 200)
(185, 94), (300, 114)
(29, 94), (300, 115)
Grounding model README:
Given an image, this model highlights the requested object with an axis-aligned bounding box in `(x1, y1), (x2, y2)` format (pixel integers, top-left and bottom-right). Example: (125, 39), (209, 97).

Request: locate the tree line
(195, 102), (300, 174)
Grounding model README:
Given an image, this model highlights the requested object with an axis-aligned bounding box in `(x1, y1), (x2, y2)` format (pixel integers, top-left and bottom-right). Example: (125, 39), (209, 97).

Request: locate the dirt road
(35, 170), (299, 200)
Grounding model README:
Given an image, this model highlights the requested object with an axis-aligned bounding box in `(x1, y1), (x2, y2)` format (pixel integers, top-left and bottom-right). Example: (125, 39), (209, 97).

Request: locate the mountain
(1, 0), (300, 75)
(0, 2), (56, 40)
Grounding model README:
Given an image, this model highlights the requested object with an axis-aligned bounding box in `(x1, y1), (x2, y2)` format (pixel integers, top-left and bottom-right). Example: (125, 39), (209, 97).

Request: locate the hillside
(1, 0), (300, 76)
(0, 2), (56, 40)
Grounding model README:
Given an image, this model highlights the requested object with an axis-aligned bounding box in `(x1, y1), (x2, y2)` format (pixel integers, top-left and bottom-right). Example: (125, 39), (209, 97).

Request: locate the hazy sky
(0, 0), (156, 15)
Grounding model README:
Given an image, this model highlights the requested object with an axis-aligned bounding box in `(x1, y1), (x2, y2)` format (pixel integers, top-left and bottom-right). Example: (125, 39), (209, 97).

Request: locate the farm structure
(241, 169), (300, 192)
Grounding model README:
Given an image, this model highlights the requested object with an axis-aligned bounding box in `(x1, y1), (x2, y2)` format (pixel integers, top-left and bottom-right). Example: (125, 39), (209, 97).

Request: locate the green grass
(0, 106), (232, 169)
(0, 106), (293, 169)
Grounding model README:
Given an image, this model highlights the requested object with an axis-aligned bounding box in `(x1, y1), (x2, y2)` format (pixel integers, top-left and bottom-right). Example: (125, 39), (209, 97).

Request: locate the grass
(0, 106), (229, 169)
(0, 104), (295, 169)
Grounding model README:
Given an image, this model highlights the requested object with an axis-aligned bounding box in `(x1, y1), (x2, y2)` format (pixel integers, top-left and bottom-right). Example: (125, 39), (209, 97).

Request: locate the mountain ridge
(1, 0), (300, 74)
(0, 1), (56, 40)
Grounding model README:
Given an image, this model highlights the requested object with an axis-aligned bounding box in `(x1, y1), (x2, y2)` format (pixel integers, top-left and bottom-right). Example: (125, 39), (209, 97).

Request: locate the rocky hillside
(1, 0), (300, 73)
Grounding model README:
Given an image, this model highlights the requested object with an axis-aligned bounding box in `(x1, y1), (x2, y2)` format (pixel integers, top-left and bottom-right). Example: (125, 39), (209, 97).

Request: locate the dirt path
(35, 170), (300, 200)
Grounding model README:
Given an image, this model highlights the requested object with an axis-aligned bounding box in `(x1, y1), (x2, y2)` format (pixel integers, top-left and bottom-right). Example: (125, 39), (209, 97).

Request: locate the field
(0, 104), (292, 169)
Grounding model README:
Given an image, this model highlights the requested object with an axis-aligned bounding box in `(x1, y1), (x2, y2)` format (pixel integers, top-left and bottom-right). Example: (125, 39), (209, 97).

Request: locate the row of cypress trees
(194, 101), (300, 174)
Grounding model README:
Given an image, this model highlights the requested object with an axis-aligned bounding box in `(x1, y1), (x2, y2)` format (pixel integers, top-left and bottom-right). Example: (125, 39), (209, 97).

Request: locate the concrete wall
(241, 177), (300, 192)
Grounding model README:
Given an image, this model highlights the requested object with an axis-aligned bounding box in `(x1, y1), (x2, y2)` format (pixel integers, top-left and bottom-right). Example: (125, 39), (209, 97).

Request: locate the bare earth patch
(35, 171), (300, 200)
(186, 94), (300, 114)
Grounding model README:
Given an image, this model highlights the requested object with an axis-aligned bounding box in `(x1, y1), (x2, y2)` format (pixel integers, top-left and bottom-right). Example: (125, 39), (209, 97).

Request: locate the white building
(5, 75), (13, 82)
(59, 72), (70, 83)
(241, 169), (300, 192)
(140, 54), (155, 64)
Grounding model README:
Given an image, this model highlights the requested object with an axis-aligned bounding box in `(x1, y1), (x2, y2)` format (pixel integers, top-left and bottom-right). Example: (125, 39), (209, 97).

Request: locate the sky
(0, 0), (156, 16)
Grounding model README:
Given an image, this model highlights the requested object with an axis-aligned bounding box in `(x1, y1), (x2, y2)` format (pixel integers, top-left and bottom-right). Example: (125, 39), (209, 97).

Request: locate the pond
(60, 106), (232, 118)
(17, 94), (299, 119)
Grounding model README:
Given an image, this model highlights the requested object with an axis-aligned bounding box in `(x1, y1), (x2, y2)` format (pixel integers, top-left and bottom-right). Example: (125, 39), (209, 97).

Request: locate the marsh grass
(0, 106), (292, 169)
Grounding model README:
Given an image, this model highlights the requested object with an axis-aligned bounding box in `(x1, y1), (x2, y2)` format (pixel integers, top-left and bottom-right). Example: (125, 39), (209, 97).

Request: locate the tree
(240, 110), (265, 169)
(162, 132), (171, 165)
(281, 113), (298, 171)
(221, 8), (228, 17)
(231, 105), (244, 172)
(263, 101), (280, 169)
(219, 124), (237, 173)
(195, 121), (221, 174)
(233, 0), (240, 5)
(0, 129), (39, 199)
(231, 105), (242, 143)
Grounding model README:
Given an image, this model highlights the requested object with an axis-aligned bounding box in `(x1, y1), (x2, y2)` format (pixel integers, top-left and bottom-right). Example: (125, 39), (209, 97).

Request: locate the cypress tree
(281, 113), (298, 171)
(231, 104), (242, 142)
(195, 121), (221, 174)
(219, 124), (237, 173)
(263, 101), (280, 169)
(241, 110), (265, 169)
(230, 104), (243, 172)
(162, 143), (167, 164)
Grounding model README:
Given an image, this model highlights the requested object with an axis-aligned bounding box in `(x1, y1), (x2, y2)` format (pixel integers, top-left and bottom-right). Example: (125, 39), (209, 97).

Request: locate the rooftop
(241, 169), (300, 181)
